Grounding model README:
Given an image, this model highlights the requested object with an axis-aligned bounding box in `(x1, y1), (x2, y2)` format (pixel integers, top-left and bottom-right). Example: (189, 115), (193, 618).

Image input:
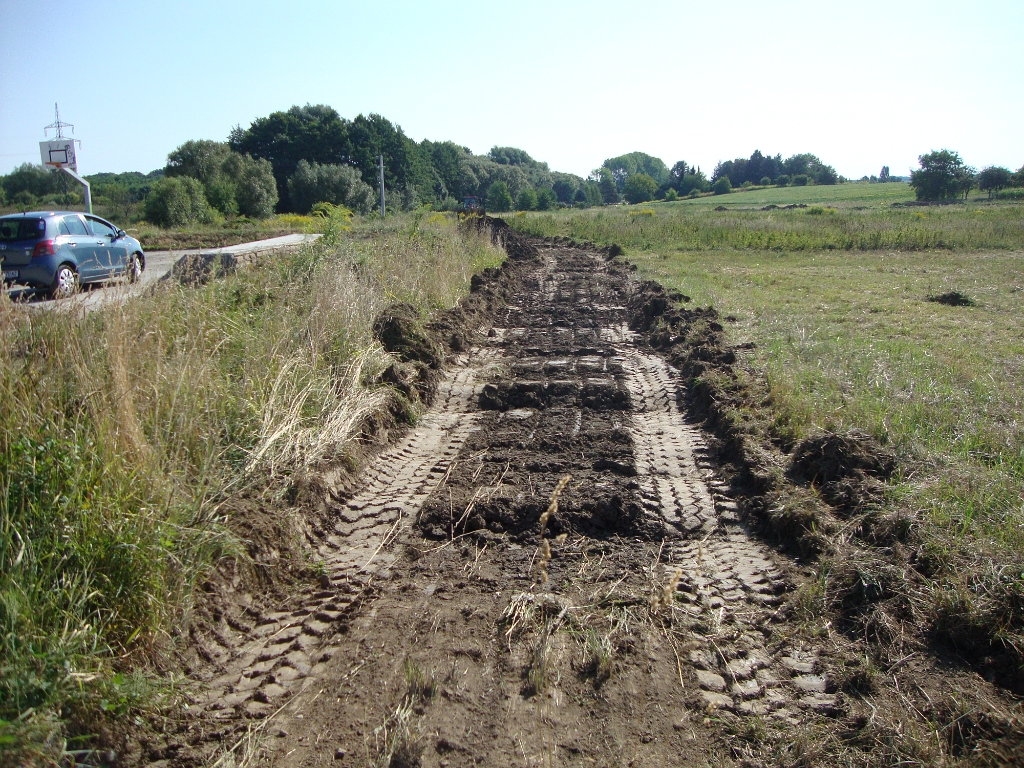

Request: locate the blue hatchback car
(0, 211), (145, 299)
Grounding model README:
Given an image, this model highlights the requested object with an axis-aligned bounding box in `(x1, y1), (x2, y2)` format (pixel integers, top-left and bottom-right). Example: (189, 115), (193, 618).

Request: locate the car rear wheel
(127, 253), (142, 284)
(49, 264), (78, 299)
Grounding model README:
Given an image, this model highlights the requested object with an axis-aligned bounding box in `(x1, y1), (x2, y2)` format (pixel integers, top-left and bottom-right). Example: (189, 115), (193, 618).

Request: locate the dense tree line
(712, 150), (839, 188)
(6, 107), (1024, 222)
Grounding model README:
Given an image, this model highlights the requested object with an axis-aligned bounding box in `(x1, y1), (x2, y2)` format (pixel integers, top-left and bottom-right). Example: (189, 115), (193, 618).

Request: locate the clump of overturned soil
(789, 430), (896, 514)
(928, 290), (975, 307)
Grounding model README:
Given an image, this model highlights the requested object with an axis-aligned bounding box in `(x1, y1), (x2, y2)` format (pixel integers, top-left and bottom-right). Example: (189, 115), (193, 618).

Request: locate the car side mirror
(116, 229), (126, 238)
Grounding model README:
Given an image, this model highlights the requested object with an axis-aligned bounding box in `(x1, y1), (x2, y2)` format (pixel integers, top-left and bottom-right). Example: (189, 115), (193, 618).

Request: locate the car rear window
(0, 218), (45, 242)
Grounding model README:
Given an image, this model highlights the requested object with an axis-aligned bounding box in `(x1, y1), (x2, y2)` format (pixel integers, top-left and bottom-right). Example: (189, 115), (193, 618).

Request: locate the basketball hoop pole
(58, 167), (92, 214)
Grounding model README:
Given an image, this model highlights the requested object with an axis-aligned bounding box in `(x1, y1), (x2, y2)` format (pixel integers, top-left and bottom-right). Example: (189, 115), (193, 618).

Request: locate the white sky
(1, 0), (1021, 180)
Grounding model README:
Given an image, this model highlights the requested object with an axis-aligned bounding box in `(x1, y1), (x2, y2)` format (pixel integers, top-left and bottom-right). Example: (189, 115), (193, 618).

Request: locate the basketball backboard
(40, 139), (77, 172)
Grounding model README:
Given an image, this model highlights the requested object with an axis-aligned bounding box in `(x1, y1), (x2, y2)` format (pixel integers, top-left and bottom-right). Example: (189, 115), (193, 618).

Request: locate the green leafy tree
(663, 188), (678, 201)
(535, 187), (557, 210)
(551, 179), (576, 204)
(592, 168), (620, 204)
(230, 104), (354, 212)
(166, 140), (232, 186)
(231, 155), (279, 218)
(1012, 165), (1024, 187)
(910, 150), (974, 201)
(603, 152), (670, 189)
(879, 166), (891, 182)
(2, 163), (59, 201)
(144, 176), (214, 227)
(759, 176), (771, 186)
(977, 166), (1012, 198)
(486, 180), (513, 212)
(622, 173), (658, 204)
(517, 187), (537, 211)
(573, 187), (589, 207)
(287, 160), (374, 214)
(712, 176), (732, 195)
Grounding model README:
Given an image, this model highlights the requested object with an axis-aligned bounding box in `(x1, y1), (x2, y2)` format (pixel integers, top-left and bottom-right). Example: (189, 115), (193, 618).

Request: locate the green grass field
(666, 179), (917, 208)
(510, 191), (1024, 554)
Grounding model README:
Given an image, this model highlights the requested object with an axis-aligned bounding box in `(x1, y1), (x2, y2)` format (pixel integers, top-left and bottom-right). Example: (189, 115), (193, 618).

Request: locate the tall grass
(0, 212), (503, 760)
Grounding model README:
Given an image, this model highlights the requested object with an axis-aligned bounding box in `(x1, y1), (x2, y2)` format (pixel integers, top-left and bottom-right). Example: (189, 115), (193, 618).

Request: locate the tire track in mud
(178, 349), (498, 739)
(181, 237), (845, 767)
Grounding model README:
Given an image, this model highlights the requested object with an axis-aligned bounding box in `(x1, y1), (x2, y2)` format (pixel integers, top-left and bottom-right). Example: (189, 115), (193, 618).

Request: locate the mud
(125, 223), (1023, 768)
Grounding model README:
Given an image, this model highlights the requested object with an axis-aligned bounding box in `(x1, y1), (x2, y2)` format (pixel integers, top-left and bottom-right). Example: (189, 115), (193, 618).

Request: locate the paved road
(4, 233), (320, 311)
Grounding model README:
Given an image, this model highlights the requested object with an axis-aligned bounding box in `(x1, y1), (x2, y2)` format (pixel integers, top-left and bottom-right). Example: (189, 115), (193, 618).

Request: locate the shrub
(741, 180), (754, 189)
(517, 188), (537, 211)
(760, 176), (772, 186)
(712, 177), (732, 196)
(777, 175), (790, 187)
(688, 188), (700, 198)
(144, 176), (214, 227)
(792, 174), (809, 186)
(287, 160), (374, 215)
(622, 173), (658, 204)
(807, 205), (837, 215)
(663, 188), (679, 201)
(995, 188), (1024, 201)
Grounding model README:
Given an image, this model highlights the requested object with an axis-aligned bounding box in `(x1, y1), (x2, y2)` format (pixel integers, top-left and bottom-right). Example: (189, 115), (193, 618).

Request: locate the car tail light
(32, 240), (56, 257)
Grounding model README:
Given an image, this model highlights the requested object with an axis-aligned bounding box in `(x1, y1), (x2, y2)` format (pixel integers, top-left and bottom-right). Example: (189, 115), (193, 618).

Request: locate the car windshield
(0, 218), (45, 242)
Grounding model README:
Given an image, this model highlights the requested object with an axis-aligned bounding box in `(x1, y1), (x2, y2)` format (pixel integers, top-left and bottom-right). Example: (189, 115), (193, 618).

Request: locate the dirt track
(147, 230), (1021, 767)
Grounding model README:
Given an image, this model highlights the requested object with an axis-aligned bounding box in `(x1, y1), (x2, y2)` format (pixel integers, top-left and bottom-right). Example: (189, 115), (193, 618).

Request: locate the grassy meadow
(0, 211), (502, 761)
(511, 185), (1024, 554)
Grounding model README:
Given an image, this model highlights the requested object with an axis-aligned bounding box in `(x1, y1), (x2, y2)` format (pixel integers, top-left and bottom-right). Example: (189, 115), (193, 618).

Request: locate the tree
(144, 176), (214, 227)
(517, 187), (537, 211)
(535, 187), (557, 211)
(977, 166), (1012, 198)
(551, 179), (576, 204)
(232, 155), (279, 218)
(603, 152), (670, 189)
(712, 177), (732, 195)
(573, 187), (589, 207)
(2, 163), (59, 201)
(813, 164), (839, 185)
(910, 150), (974, 201)
(776, 175), (790, 187)
(486, 180), (513, 212)
(879, 166), (890, 182)
(759, 177), (771, 186)
(792, 174), (809, 186)
(166, 140), (232, 186)
(230, 104), (354, 211)
(623, 173), (658, 204)
(594, 168), (619, 204)
(287, 160), (374, 214)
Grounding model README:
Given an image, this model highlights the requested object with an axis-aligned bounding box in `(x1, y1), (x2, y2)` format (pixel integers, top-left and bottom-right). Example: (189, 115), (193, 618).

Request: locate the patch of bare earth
(141, 228), (1022, 768)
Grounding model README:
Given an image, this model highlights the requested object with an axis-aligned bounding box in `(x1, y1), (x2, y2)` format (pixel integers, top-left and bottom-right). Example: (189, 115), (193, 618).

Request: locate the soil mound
(928, 290), (975, 307)
(789, 430), (896, 512)
(374, 303), (445, 367)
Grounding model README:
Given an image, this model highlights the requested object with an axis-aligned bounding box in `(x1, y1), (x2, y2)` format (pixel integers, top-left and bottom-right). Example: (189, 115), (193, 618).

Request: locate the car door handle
(67, 242), (76, 247)
(96, 240), (105, 245)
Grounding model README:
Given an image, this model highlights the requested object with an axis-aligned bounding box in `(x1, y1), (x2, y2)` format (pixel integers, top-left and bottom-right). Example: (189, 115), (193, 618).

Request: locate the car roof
(0, 211), (92, 219)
